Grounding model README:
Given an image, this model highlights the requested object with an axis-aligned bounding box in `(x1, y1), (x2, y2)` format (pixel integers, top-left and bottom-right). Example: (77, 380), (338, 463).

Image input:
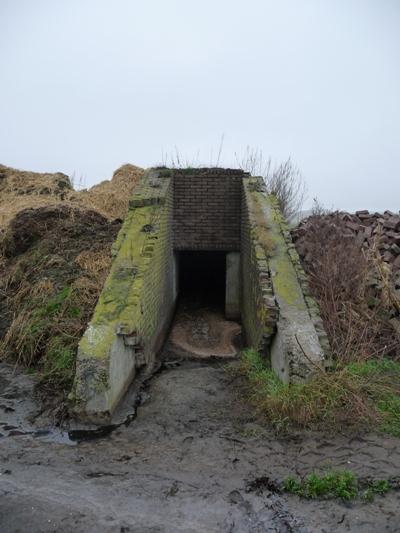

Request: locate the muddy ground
(1, 347), (400, 533)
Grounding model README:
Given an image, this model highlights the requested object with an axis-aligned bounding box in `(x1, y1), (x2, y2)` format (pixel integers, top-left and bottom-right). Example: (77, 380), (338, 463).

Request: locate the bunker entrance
(167, 250), (241, 358)
(177, 251), (226, 310)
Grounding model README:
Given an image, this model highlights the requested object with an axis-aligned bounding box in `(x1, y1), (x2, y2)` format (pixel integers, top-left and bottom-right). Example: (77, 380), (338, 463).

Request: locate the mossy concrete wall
(72, 169), (176, 423)
(240, 178), (279, 352)
(240, 176), (330, 382)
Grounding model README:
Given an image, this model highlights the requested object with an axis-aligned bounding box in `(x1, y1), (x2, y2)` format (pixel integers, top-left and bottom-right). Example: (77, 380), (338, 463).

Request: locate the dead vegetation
(0, 163), (143, 231)
(71, 164), (144, 219)
(236, 148), (307, 220)
(0, 163), (143, 412)
(292, 214), (399, 363)
(240, 211), (400, 435)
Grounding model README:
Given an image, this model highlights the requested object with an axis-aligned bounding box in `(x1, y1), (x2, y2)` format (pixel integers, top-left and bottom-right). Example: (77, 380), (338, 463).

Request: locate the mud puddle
(0, 361), (146, 446)
(1, 356), (400, 532)
(2, 312), (400, 533)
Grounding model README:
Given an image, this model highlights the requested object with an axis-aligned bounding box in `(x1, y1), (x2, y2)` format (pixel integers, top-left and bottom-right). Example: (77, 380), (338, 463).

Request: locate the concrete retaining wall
(240, 176), (330, 382)
(240, 178), (279, 351)
(72, 170), (176, 423)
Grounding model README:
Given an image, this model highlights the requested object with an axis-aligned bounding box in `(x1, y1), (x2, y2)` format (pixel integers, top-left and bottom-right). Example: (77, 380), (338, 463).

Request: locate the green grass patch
(240, 349), (400, 435)
(361, 479), (391, 502)
(283, 470), (391, 502)
(0, 283), (85, 390)
(43, 286), (72, 315)
(41, 335), (76, 387)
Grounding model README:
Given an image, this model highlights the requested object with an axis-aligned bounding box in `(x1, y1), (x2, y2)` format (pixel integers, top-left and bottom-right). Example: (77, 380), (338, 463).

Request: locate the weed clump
(240, 349), (400, 435)
(284, 470), (358, 501)
(2, 283), (86, 388)
(283, 470), (392, 502)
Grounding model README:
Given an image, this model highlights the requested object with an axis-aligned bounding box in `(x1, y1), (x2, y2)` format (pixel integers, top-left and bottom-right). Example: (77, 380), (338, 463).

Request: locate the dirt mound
(0, 165), (73, 235)
(2, 204), (109, 257)
(0, 164), (72, 196)
(0, 163), (144, 416)
(0, 204), (121, 403)
(292, 211), (400, 361)
(0, 163), (143, 233)
(69, 163), (144, 219)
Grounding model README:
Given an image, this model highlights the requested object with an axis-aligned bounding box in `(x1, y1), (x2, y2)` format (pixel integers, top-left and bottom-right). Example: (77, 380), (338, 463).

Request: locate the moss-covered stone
(241, 178), (328, 383)
(72, 169), (177, 422)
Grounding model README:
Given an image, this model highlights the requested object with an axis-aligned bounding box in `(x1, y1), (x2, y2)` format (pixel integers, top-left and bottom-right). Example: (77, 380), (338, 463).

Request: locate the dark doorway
(167, 250), (241, 359)
(178, 251), (226, 310)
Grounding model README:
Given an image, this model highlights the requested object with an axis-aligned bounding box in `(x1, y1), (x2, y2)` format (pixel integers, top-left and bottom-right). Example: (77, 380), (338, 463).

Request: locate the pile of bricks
(292, 210), (400, 298)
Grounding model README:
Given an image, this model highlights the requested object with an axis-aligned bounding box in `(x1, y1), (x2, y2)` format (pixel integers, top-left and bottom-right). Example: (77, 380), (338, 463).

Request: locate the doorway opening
(166, 250), (241, 359)
(177, 250), (226, 311)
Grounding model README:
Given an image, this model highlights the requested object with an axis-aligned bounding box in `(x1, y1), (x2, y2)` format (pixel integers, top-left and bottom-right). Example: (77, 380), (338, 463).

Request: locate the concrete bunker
(73, 168), (330, 423)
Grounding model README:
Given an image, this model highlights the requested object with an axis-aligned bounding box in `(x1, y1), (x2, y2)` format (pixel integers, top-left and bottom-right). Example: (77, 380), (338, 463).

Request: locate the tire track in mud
(1, 359), (400, 532)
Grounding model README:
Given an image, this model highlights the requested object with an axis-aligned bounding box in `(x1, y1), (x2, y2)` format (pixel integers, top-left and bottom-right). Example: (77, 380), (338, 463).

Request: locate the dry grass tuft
(294, 215), (399, 363)
(69, 164), (143, 219)
(0, 163), (144, 234)
(75, 250), (111, 278)
(236, 149), (307, 220)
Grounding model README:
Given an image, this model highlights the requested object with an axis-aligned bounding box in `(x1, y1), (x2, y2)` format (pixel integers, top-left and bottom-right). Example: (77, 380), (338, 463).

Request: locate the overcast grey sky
(1, 0), (399, 211)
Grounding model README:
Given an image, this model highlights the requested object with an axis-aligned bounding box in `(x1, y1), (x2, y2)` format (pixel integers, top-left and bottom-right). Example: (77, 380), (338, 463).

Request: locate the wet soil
(166, 301), (242, 358)
(1, 354), (400, 532)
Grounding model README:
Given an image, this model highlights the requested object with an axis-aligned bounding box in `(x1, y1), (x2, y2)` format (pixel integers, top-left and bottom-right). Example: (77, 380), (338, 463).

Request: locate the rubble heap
(292, 210), (400, 291)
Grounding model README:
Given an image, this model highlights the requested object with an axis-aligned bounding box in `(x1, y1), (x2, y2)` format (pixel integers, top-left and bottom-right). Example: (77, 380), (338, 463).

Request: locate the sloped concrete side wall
(72, 170), (176, 423)
(240, 179), (279, 352)
(241, 177), (330, 383)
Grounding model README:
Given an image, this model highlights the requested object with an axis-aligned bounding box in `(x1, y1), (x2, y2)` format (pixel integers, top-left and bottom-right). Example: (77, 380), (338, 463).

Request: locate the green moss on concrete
(240, 179), (280, 353)
(77, 171), (172, 365)
(79, 205), (157, 360)
(158, 168), (172, 177)
(79, 324), (117, 361)
(252, 191), (304, 310)
(271, 259), (304, 308)
(73, 169), (177, 420)
(240, 176), (324, 363)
